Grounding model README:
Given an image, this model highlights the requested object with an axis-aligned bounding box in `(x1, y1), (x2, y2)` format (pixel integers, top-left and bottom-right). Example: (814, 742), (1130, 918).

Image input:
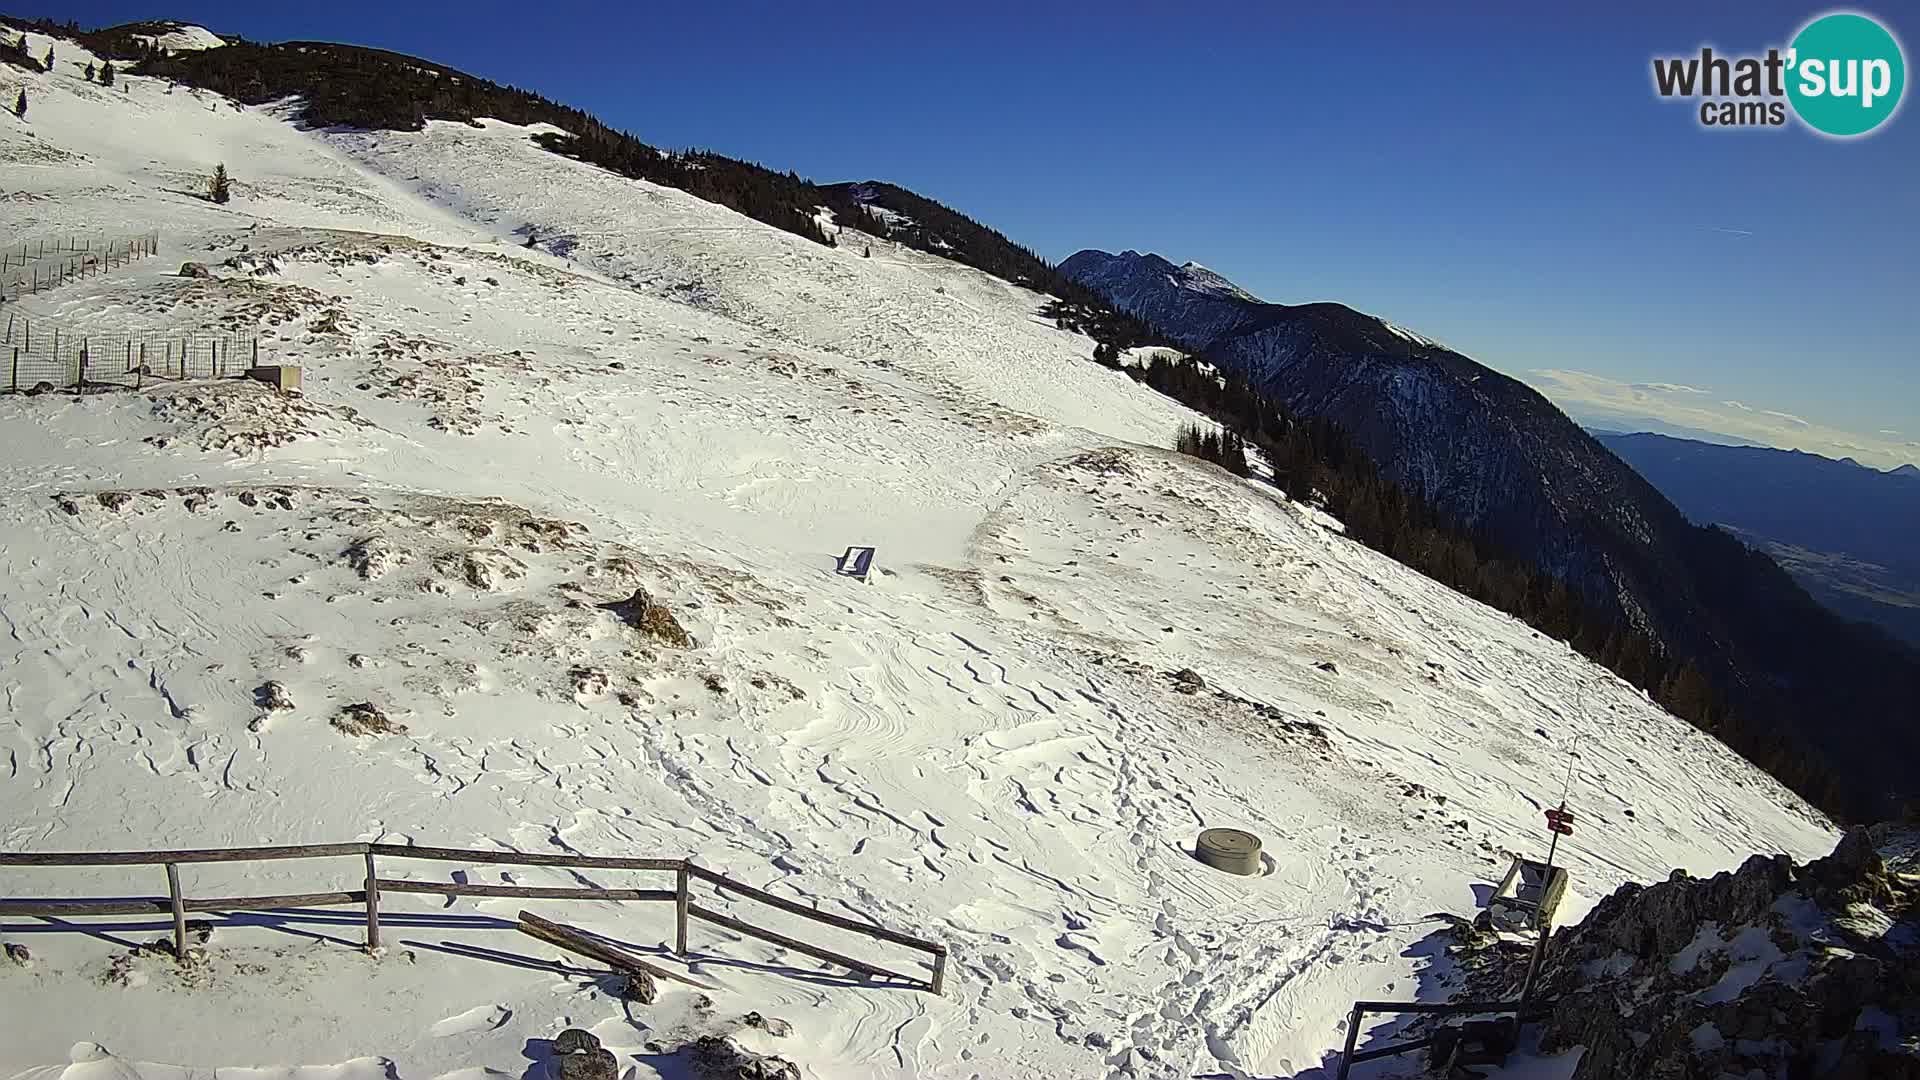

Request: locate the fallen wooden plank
(516, 910), (715, 990)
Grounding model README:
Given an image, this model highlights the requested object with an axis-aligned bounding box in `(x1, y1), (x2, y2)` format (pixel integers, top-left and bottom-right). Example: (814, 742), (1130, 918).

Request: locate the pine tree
(84, 61), (95, 81)
(208, 163), (231, 204)
(99, 61), (115, 88)
(44, 46), (54, 71)
(13, 88), (24, 120)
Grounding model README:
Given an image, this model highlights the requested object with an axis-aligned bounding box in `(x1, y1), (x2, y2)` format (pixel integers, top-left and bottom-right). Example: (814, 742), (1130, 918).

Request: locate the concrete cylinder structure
(1195, 828), (1262, 876)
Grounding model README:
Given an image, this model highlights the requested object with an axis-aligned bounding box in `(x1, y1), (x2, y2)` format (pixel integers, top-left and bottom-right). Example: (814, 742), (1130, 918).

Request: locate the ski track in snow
(0, 30), (1835, 1080)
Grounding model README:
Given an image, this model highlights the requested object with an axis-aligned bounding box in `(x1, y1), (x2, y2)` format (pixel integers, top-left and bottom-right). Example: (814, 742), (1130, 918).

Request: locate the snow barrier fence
(0, 841), (948, 994)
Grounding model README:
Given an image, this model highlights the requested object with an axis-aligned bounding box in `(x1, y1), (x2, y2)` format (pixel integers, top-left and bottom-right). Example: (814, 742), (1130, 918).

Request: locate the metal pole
(1520, 807), (1566, 1006)
(1335, 1005), (1365, 1080)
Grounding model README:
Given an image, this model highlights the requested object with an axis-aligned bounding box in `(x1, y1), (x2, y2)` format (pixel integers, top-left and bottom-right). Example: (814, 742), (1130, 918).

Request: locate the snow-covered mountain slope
(0, 37), (1834, 1080)
(129, 22), (226, 53)
(1061, 249), (1920, 824)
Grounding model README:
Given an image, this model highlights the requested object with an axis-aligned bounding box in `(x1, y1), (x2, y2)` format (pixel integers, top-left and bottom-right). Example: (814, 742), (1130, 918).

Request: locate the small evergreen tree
(99, 61), (115, 87)
(84, 61), (95, 81)
(208, 163), (231, 204)
(44, 46), (54, 71)
(13, 88), (24, 120)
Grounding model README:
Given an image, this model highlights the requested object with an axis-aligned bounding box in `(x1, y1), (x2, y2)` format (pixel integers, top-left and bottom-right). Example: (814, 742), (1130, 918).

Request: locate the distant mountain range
(1062, 248), (1920, 817)
(1595, 431), (1920, 646)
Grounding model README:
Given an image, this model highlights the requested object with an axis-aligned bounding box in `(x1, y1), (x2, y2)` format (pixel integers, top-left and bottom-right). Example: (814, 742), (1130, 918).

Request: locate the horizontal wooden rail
(687, 902), (919, 985)
(369, 844), (682, 871)
(689, 863), (943, 955)
(2, 842), (948, 994)
(0, 890), (365, 917)
(375, 879), (674, 903)
(0, 843), (369, 867)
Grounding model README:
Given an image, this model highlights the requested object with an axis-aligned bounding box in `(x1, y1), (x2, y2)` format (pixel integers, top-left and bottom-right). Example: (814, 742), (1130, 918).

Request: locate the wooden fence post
(10, 347), (17, 392)
(930, 944), (948, 996)
(364, 851), (381, 953)
(165, 863), (186, 960)
(675, 861), (691, 954)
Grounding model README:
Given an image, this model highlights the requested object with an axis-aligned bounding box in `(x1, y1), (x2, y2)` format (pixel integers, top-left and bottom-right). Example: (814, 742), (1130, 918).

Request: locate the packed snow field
(1, 29), (1834, 1079)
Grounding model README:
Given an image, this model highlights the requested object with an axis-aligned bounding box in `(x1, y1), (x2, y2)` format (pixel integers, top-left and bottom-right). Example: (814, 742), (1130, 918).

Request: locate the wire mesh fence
(2, 315), (260, 393)
(0, 232), (162, 302)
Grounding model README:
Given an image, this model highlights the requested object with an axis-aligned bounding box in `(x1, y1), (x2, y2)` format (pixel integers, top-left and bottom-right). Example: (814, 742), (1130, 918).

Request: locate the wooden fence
(0, 841), (947, 994)
(0, 232), (161, 302)
(2, 315), (259, 392)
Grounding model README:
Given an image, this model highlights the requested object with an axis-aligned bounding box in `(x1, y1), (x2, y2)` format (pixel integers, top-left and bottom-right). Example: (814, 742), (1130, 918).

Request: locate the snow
(131, 24), (226, 53)
(0, 32), (1838, 1079)
(1381, 320), (1445, 350)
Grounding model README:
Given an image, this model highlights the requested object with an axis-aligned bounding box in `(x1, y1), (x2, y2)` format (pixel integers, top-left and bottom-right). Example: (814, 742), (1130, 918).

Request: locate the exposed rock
(619, 969), (657, 1003)
(1526, 826), (1919, 1079)
(569, 667), (610, 698)
(95, 491), (135, 512)
(555, 1047), (615, 1080)
(598, 588), (693, 648)
(344, 535), (404, 580)
(4, 942), (29, 966)
(256, 681), (295, 712)
(689, 1035), (801, 1080)
(552, 1029), (600, 1055)
(1171, 668), (1205, 694)
(178, 261), (212, 278)
(331, 702), (405, 737)
(741, 1012), (793, 1038)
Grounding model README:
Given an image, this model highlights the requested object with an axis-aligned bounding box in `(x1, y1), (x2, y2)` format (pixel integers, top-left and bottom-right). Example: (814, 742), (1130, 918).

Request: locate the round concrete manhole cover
(1195, 827), (1262, 875)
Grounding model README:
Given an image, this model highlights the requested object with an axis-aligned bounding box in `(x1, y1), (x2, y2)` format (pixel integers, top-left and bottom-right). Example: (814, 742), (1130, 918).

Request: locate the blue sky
(54, 1), (1920, 464)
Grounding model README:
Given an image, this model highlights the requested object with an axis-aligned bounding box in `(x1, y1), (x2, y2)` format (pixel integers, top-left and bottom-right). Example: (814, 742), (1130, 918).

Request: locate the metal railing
(0, 840), (948, 994)
(1334, 998), (1549, 1078)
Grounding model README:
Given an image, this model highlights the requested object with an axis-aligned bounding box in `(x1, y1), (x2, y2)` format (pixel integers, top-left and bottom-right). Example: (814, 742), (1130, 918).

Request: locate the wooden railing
(0, 842), (947, 994)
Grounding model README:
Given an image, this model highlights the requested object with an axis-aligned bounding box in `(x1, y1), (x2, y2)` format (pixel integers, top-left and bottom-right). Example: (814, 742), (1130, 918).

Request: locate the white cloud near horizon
(1528, 369), (1919, 470)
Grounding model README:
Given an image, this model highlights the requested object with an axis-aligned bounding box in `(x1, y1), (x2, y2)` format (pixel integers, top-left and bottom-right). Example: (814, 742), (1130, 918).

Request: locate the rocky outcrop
(1531, 826), (1919, 1079)
(599, 587), (693, 648)
(689, 1035), (800, 1080)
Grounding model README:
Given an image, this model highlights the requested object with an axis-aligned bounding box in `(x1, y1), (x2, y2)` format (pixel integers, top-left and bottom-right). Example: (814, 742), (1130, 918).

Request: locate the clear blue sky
(52, 1), (1920, 451)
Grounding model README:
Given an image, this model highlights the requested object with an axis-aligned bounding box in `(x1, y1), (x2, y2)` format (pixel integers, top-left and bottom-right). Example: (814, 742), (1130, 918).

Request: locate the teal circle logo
(1787, 12), (1906, 136)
